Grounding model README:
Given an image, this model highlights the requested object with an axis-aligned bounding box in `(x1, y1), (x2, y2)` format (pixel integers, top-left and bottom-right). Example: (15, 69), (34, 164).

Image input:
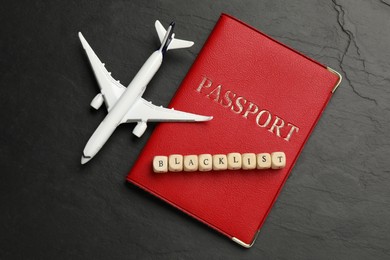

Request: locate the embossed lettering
(243, 102), (259, 119)
(196, 76), (213, 93)
(195, 76), (300, 142)
(284, 123), (299, 142)
(256, 110), (272, 127)
(220, 90), (236, 108)
(231, 97), (247, 114)
(268, 116), (285, 137)
(207, 85), (222, 102)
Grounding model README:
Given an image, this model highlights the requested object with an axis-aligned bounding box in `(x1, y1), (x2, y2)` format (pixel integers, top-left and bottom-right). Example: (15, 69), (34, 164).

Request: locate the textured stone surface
(1, 0), (389, 258)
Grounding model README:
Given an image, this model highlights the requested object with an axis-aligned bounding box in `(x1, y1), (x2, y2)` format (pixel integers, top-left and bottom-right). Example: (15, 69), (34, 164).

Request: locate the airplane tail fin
(155, 20), (194, 51)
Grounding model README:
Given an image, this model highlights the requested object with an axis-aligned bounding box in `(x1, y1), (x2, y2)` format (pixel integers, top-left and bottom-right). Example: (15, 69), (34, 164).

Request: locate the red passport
(127, 14), (341, 247)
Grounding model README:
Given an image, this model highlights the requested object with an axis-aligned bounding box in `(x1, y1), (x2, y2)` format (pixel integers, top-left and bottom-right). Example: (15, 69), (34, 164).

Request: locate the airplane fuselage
(82, 51), (163, 163)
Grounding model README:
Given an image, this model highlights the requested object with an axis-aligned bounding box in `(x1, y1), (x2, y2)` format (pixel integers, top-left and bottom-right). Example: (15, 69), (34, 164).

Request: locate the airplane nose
(81, 154), (92, 165)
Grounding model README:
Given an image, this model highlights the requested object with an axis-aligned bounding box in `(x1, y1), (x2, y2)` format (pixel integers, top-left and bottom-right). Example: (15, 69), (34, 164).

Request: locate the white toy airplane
(79, 20), (212, 164)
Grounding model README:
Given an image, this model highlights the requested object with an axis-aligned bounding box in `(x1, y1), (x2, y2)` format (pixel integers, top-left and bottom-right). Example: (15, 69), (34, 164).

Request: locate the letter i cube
(242, 153), (256, 170)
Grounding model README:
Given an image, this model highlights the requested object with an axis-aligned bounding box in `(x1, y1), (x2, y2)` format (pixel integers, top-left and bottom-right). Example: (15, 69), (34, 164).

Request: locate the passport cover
(127, 14), (341, 247)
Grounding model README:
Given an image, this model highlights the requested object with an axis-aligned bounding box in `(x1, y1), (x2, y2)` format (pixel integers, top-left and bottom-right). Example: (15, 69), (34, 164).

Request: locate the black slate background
(1, 0), (390, 259)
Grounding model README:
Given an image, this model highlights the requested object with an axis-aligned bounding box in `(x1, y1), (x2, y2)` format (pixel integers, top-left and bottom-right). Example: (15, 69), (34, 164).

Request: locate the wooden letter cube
(242, 153), (256, 170)
(271, 152), (286, 169)
(168, 154), (183, 172)
(184, 155), (198, 172)
(213, 154), (228, 170)
(227, 153), (242, 170)
(198, 154), (212, 171)
(153, 156), (168, 173)
(257, 153), (271, 169)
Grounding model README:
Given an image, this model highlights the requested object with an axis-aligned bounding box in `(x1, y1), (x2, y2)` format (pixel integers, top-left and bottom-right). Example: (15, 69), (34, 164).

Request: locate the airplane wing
(79, 32), (126, 111)
(155, 20), (194, 50)
(121, 98), (213, 123)
(120, 98), (212, 137)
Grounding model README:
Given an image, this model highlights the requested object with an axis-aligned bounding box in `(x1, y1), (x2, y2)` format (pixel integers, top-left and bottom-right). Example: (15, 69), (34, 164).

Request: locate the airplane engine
(90, 93), (104, 110)
(132, 122), (147, 137)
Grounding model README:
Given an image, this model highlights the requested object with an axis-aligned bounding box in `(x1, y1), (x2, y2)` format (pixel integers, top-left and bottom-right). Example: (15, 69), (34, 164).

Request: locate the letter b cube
(153, 156), (168, 173)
